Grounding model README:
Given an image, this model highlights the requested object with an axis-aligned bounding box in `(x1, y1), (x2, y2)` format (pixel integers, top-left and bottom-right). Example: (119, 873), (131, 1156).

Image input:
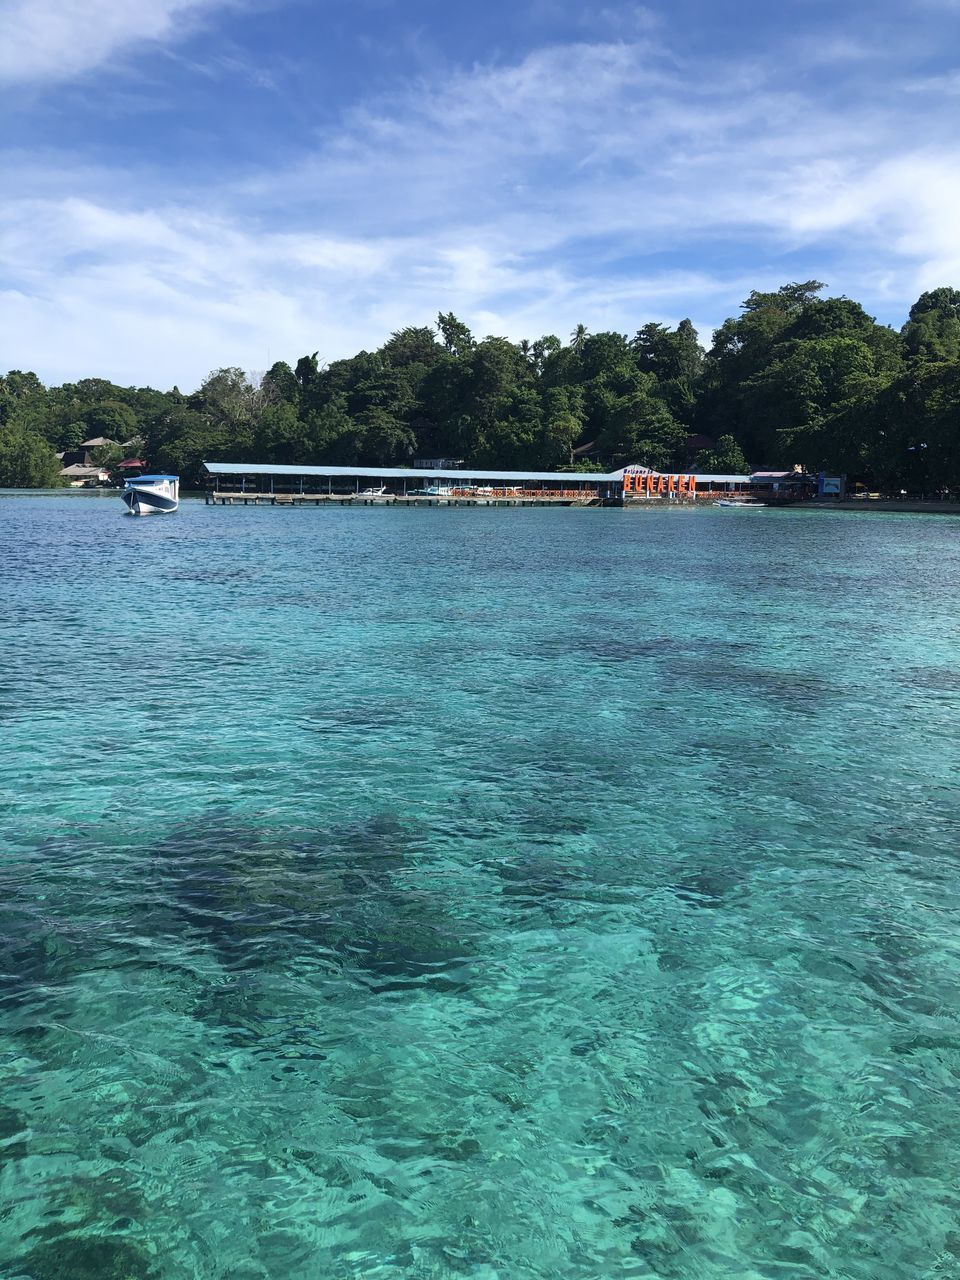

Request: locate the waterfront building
(202, 461), (752, 505)
(59, 462), (111, 486)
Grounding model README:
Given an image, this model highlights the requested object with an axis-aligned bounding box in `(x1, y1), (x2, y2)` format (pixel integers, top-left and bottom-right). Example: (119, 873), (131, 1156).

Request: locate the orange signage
(622, 472), (697, 495)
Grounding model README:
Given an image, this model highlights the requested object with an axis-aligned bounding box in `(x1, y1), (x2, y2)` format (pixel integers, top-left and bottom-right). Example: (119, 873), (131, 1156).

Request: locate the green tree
(304, 395), (356, 463)
(437, 312), (475, 357)
(0, 370), (49, 436)
(82, 400), (138, 442)
(0, 426), (62, 487)
(694, 434), (749, 474)
(60, 422), (85, 450)
(632, 319), (703, 421)
(381, 327), (443, 369)
(262, 361), (300, 405)
(355, 407), (417, 464)
(90, 442), (125, 468)
(569, 323), (589, 355)
(295, 352), (320, 388)
(540, 386), (585, 466)
(902, 288), (960, 364)
(254, 401), (307, 464)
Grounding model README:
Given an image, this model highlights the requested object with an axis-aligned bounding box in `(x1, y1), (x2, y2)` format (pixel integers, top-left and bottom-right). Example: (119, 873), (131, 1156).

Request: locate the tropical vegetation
(2, 282), (959, 491)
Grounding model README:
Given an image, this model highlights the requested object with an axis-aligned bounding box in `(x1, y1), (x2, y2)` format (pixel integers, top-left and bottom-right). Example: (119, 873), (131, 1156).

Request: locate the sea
(2, 493), (960, 1280)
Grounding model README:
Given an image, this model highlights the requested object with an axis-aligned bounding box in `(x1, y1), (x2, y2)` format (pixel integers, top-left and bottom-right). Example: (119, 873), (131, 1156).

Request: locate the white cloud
(3, 30), (960, 386)
(0, 0), (238, 85)
(588, 5), (661, 34)
(0, 181), (768, 387)
(901, 70), (960, 94)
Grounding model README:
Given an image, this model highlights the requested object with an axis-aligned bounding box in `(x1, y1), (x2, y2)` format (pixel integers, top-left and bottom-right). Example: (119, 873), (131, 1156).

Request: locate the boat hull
(121, 476), (179, 516)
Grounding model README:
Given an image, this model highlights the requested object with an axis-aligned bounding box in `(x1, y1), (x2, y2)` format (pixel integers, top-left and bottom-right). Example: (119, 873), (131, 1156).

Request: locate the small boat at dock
(121, 475), (179, 516)
(715, 498), (761, 508)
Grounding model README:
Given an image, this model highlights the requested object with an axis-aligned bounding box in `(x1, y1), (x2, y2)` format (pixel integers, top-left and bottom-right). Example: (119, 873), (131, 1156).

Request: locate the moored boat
(121, 474), (179, 516)
(715, 498), (761, 508)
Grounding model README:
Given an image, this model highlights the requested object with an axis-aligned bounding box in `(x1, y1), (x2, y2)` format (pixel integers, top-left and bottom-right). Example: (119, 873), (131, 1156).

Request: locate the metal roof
(204, 461), (632, 483)
(203, 461), (752, 485)
(59, 463), (106, 476)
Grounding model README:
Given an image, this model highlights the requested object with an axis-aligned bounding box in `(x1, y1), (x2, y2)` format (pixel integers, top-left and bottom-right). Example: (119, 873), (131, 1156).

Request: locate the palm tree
(570, 324), (589, 355)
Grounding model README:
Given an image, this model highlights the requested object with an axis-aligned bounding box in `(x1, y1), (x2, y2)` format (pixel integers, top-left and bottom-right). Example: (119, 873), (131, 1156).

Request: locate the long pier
(205, 491), (604, 507)
(201, 463), (722, 508)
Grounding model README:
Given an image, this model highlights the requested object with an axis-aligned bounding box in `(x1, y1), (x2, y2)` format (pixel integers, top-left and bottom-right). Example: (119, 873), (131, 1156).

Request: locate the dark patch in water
(151, 813), (473, 996)
(671, 866), (739, 909)
(338, 902), (473, 992)
(422, 1133), (482, 1162)
(0, 907), (96, 1014)
(669, 656), (836, 712)
(897, 666), (960, 694)
(582, 636), (684, 663)
(0, 1104), (28, 1165)
(19, 1236), (156, 1280)
(892, 1033), (960, 1058)
(493, 857), (588, 905)
(693, 1069), (751, 1123)
(515, 811), (591, 838)
(299, 701), (409, 733)
(570, 1033), (604, 1057)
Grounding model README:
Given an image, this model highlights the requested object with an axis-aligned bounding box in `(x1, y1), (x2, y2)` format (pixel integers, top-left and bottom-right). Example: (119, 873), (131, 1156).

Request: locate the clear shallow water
(2, 495), (960, 1280)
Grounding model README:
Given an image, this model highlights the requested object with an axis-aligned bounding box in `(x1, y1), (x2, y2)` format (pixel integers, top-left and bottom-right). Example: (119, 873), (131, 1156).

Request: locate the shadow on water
(298, 700), (411, 734)
(0, 846), (125, 1022)
(0, 1105), (28, 1168)
(0, 909), (90, 1009)
(897, 664), (960, 695)
(150, 812), (476, 999)
(492, 856), (590, 905)
(486, 854), (635, 922)
(19, 1235), (156, 1280)
(11, 1162), (158, 1280)
(670, 865), (744, 910)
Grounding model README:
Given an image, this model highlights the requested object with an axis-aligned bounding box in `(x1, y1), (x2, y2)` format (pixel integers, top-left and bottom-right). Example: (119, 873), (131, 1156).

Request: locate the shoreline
(793, 499), (960, 516)
(5, 488), (960, 517)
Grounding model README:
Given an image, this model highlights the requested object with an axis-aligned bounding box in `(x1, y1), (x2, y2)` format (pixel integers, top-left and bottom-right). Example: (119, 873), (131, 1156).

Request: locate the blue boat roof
(125, 475), (177, 482)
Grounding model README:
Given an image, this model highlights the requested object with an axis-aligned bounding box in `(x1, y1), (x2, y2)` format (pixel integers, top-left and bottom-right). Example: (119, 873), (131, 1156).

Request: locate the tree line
(2, 281), (959, 490)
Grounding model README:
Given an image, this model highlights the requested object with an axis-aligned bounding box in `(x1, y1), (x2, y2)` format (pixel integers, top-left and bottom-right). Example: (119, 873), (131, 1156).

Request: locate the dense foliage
(2, 282), (959, 489)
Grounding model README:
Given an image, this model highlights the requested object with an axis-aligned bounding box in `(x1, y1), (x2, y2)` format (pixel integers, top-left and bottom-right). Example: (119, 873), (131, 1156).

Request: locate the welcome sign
(622, 472), (697, 495)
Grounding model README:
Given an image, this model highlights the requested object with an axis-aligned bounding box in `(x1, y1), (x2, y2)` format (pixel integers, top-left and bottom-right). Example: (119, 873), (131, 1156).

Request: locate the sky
(2, 0), (960, 390)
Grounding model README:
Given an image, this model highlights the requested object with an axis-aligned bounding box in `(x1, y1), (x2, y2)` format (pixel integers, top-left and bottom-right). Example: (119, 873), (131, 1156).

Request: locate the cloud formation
(2, 12), (960, 387)
(0, 0), (235, 84)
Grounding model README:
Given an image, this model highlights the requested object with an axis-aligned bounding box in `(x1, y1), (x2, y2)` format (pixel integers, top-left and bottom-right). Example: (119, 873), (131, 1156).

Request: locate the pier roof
(204, 461), (632, 483)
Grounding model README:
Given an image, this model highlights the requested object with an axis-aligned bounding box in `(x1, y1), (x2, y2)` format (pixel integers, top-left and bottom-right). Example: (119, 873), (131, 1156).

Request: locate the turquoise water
(3, 495), (960, 1280)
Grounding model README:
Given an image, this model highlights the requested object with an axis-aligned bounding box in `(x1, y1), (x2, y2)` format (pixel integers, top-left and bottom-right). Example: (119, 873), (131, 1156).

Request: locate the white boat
(715, 498), (760, 508)
(357, 486), (387, 497)
(121, 474), (179, 516)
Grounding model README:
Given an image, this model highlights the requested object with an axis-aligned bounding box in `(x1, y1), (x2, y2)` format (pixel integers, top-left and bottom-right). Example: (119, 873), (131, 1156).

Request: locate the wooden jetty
(205, 491), (603, 507)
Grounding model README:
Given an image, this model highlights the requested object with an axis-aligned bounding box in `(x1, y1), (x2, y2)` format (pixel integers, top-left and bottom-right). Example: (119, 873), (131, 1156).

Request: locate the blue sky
(2, 0), (960, 389)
